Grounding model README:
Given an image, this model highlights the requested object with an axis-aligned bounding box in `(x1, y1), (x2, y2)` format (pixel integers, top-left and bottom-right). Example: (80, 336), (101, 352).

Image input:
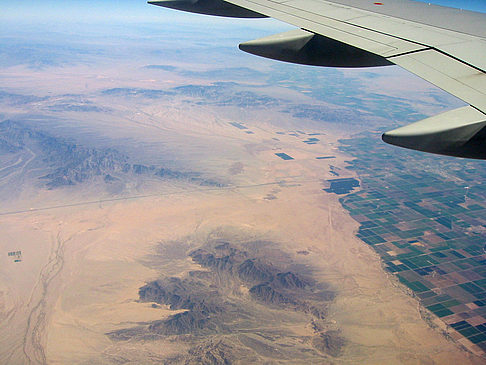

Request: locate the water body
(324, 178), (360, 195)
(275, 153), (294, 160)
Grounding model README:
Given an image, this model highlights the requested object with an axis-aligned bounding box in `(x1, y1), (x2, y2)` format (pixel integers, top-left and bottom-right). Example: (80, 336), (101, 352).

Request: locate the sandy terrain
(0, 113), (483, 364)
(0, 21), (482, 363)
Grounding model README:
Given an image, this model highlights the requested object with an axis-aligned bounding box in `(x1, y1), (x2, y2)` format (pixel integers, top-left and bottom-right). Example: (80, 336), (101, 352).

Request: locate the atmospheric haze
(0, 3), (485, 365)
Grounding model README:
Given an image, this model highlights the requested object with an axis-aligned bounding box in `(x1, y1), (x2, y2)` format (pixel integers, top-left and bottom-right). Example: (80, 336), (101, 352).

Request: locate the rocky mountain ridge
(108, 238), (345, 363)
(0, 119), (223, 189)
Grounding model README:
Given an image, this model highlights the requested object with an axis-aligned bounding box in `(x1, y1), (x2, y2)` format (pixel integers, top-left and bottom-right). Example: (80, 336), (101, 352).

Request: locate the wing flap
(389, 50), (486, 112)
(438, 40), (486, 72)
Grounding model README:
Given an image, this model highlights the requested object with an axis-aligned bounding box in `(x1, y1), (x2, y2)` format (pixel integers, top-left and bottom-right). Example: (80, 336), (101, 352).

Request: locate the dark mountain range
(101, 88), (174, 99)
(101, 82), (281, 109)
(0, 90), (45, 105)
(108, 239), (344, 362)
(0, 119), (223, 189)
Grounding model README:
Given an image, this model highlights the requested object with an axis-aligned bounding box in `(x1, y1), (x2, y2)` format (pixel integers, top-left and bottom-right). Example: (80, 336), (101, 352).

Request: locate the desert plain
(0, 17), (483, 365)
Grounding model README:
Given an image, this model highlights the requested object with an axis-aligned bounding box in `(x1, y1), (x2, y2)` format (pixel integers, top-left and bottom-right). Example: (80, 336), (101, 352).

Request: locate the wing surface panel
(389, 50), (486, 112)
(312, 0), (486, 38)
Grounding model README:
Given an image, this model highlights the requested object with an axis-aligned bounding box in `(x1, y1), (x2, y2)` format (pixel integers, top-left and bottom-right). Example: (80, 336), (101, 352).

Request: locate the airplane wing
(149, 0), (486, 159)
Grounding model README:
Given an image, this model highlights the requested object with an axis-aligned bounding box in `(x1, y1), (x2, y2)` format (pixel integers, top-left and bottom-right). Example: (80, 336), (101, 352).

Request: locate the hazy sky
(2, 0), (485, 24)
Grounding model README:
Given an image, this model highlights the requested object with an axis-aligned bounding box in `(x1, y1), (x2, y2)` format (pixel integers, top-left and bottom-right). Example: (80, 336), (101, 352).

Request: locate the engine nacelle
(239, 29), (393, 68)
(383, 106), (486, 159)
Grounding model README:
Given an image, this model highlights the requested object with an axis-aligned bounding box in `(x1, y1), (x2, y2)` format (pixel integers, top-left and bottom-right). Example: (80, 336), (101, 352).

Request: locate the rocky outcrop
(138, 278), (222, 314)
(190, 249), (236, 273)
(186, 338), (259, 365)
(109, 239), (341, 362)
(275, 271), (306, 289)
(249, 284), (294, 306)
(237, 259), (274, 284)
(149, 311), (216, 335)
(312, 331), (346, 357)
